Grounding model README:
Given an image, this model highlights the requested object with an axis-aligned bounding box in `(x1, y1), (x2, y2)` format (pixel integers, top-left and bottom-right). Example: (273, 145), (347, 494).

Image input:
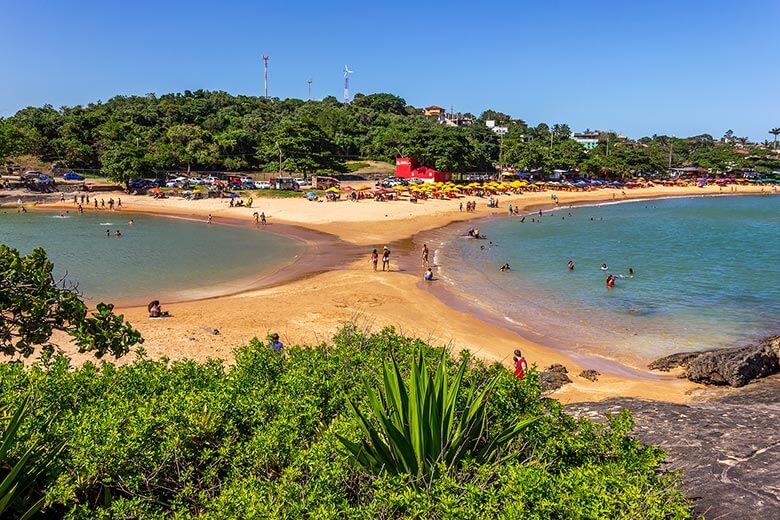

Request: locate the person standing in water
(207, 214), (212, 224)
(421, 244), (429, 266)
(382, 246), (391, 271)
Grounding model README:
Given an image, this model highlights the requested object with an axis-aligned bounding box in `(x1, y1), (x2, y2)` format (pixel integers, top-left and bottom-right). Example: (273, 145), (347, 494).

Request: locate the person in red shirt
(513, 349), (528, 380)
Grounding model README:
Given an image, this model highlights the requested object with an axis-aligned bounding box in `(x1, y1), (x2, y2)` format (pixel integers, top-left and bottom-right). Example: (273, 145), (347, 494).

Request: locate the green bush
(0, 326), (693, 518)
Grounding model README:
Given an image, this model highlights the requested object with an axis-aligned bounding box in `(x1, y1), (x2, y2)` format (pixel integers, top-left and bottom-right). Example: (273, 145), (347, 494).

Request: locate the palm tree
(769, 128), (780, 150)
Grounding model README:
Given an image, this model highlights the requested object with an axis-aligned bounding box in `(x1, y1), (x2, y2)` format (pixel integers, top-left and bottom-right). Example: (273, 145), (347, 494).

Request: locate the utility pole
(275, 141), (283, 174)
(307, 79), (312, 101)
(262, 55), (270, 98)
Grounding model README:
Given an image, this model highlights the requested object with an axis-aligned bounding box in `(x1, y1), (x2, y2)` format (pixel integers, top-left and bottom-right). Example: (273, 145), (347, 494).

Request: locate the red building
(395, 158), (451, 183)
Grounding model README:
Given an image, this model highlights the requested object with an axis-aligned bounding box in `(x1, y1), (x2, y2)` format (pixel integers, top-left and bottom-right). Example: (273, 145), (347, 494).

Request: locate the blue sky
(1, 0), (778, 140)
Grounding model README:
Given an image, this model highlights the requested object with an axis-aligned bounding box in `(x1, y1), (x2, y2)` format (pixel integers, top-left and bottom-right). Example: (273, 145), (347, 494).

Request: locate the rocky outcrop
(539, 364), (572, 391)
(567, 377), (780, 519)
(687, 340), (779, 387)
(648, 351), (704, 372)
(579, 369), (600, 382)
(649, 336), (780, 387)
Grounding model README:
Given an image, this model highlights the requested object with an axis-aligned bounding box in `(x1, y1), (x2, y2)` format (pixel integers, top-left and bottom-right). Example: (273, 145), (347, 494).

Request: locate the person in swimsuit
(421, 244), (429, 266)
(370, 249), (378, 271)
(568, 260), (574, 270)
(424, 268), (433, 281)
(382, 246), (391, 271)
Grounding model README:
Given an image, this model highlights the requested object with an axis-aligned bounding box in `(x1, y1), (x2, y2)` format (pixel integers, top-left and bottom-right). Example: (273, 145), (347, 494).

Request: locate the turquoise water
(0, 211), (302, 305)
(437, 195), (780, 363)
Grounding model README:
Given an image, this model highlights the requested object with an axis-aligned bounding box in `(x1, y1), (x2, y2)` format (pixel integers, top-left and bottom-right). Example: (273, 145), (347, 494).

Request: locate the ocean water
(435, 195), (780, 364)
(0, 211), (302, 305)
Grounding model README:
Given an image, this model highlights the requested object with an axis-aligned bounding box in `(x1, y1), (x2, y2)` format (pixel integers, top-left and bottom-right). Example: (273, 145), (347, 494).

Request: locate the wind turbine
(343, 65), (353, 104)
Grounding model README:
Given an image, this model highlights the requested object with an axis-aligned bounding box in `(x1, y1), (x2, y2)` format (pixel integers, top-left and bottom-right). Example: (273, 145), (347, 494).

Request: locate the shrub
(0, 326), (693, 518)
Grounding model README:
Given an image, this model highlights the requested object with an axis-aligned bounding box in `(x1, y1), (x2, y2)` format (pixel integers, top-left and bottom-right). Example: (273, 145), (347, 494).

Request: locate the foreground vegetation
(0, 327), (692, 518)
(1, 90), (777, 183)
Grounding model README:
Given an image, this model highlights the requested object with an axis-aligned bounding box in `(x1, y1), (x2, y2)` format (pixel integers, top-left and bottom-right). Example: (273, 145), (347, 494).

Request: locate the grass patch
(346, 162), (371, 172)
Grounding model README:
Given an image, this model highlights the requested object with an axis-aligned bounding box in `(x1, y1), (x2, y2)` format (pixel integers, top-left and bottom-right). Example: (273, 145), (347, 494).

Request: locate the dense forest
(1, 90), (778, 183)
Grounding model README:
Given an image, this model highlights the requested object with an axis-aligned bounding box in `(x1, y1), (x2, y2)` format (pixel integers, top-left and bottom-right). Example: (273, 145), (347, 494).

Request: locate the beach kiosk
(395, 158), (451, 183)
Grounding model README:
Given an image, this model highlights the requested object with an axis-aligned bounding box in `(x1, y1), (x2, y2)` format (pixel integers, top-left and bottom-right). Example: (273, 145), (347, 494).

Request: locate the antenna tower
(307, 79), (313, 100)
(262, 55), (270, 98)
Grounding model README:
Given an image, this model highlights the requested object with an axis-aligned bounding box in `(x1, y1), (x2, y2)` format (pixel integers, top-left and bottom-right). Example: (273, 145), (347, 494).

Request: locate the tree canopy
(1, 90), (777, 181)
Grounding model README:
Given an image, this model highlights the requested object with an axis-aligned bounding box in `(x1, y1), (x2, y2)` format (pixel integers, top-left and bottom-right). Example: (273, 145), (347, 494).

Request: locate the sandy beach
(35, 184), (771, 403)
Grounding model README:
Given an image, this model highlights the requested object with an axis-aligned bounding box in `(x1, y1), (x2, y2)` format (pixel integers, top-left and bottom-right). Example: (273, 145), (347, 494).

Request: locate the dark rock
(687, 338), (779, 387)
(539, 370), (572, 392)
(545, 363), (568, 374)
(579, 369), (600, 382)
(648, 351), (705, 372)
(566, 377), (780, 519)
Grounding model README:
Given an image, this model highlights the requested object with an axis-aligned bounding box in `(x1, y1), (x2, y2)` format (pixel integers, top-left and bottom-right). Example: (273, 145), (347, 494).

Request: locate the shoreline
(28, 185), (771, 403)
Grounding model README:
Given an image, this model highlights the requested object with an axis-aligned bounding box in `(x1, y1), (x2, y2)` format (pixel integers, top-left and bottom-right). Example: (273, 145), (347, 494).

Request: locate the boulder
(579, 369), (600, 382)
(648, 351), (705, 372)
(539, 365), (572, 392)
(687, 337), (779, 387)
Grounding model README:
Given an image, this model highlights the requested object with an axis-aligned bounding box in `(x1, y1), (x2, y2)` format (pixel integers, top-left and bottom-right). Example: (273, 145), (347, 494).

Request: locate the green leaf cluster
(0, 245), (142, 359)
(338, 351), (538, 482)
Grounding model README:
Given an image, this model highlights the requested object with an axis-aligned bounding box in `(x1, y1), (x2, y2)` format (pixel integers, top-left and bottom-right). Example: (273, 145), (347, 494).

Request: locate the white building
(485, 120), (509, 135)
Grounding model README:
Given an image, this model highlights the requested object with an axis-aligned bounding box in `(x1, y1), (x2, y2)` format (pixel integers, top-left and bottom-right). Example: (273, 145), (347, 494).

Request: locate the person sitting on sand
(513, 350), (528, 380)
(424, 268), (434, 281)
(147, 300), (169, 318)
(268, 333), (284, 352)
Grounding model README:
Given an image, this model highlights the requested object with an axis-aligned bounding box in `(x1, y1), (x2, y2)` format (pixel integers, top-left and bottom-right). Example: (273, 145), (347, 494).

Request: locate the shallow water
(0, 211), (302, 305)
(436, 195), (780, 363)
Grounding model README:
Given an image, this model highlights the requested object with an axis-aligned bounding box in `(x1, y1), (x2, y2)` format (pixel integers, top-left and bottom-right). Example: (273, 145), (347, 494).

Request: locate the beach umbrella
(307, 191), (316, 197)
(325, 187), (341, 193)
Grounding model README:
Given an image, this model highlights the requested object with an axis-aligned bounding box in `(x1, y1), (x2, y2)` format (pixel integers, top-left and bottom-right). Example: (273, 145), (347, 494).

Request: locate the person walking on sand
(382, 246), (391, 271)
(371, 249), (379, 271)
(260, 212), (266, 225)
(513, 350), (528, 380)
(117, 198), (122, 208)
(207, 214), (212, 224)
(421, 244), (429, 266)
(253, 212), (259, 225)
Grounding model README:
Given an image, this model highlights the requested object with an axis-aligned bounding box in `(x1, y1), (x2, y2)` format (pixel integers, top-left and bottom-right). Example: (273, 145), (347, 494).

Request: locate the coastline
(32, 185), (772, 403)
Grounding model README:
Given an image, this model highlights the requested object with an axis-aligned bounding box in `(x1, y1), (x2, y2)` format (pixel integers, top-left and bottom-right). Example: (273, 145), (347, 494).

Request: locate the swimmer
(606, 274), (615, 289)
(115, 229), (122, 237)
(628, 267), (634, 277)
(105, 229), (110, 237)
(128, 219), (134, 225)
(601, 263), (609, 271)
(567, 260), (574, 271)
(499, 263), (511, 272)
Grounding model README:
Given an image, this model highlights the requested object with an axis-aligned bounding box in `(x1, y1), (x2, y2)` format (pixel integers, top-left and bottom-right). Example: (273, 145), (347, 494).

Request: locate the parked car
(293, 177), (307, 187)
(63, 171), (85, 181)
(254, 180), (271, 189)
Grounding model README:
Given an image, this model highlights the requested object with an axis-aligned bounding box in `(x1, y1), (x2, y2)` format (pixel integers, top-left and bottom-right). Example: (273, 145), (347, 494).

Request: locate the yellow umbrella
(325, 187), (341, 193)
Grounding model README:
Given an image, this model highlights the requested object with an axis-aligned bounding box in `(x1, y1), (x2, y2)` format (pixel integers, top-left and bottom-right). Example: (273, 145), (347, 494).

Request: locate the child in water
(424, 268), (433, 281)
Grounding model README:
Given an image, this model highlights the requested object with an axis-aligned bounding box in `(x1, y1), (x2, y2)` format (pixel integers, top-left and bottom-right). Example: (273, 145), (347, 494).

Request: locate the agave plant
(0, 394), (61, 519)
(337, 351), (537, 482)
